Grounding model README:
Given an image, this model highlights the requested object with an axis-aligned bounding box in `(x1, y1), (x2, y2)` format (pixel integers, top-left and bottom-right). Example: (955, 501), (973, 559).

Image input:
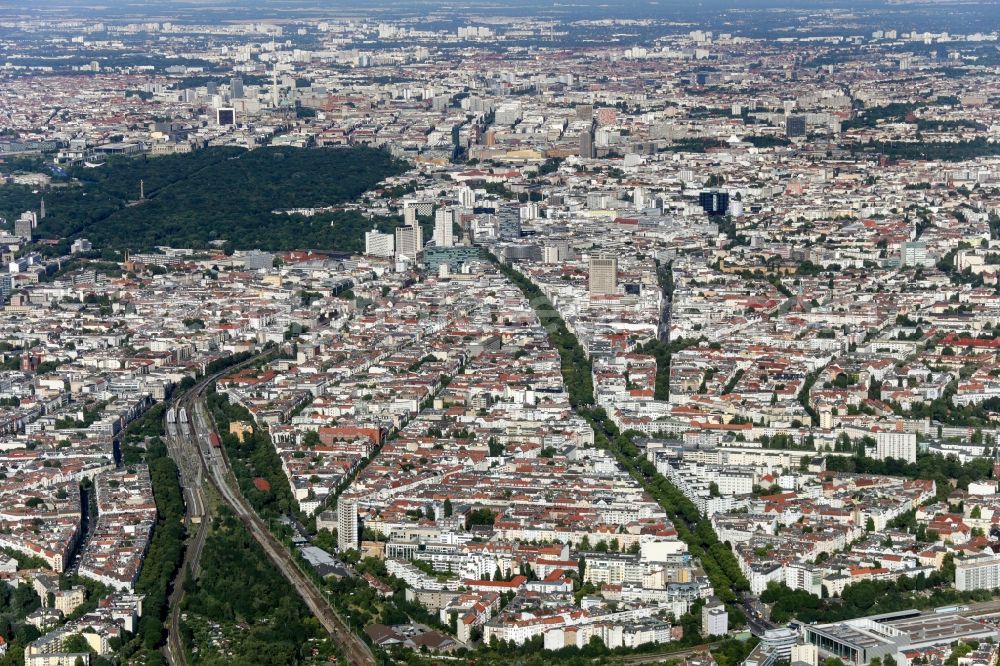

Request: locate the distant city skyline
(2, 2), (1000, 666)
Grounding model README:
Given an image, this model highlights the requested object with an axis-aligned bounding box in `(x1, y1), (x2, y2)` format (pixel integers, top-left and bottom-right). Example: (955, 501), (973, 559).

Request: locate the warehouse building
(803, 610), (999, 665)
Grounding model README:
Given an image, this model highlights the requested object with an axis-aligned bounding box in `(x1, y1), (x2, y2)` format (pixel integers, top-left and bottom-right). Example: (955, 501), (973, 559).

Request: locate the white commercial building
(364, 229), (395, 257)
(395, 224), (423, 259)
(956, 552), (1000, 592)
(457, 186), (476, 208)
(589, 255), (618, 296)
(874, 431), (917, 463)
(433, 208), (455, 247)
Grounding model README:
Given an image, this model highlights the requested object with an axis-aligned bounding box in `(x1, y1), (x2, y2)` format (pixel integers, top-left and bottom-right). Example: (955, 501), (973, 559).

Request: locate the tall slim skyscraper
(337, 499), (359, 552)
(271, 38), (280, 108)
(699, 190), (730, 216)
(230, 77), (244, 99)
(395, 224), (423, 259)
(589, 255), (618, 296)
(457, 186), (476, 208)
(633, 187), (645, 210)
(579, 122), (596, 158)
(433, 208), (455, 247)
(498, 206), (522, 240)
(403, 205), (418, 226)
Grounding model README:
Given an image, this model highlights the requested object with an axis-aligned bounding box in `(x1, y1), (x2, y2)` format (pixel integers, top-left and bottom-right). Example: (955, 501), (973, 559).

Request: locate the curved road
(170, 369), (376, 666)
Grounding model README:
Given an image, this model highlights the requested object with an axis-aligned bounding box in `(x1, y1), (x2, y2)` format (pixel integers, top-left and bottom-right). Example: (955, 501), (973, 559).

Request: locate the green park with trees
(0, 146), (406, 254)
(179, 508), (336, 665)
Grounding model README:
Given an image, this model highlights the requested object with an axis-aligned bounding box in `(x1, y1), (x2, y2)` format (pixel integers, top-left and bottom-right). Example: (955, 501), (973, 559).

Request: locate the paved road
(741, 593), (776, 636)
(171, 373), (376, 666)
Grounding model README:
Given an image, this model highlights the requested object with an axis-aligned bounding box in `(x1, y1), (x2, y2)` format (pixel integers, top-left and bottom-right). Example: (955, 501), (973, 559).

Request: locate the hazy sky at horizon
(0, 0), (994, 37)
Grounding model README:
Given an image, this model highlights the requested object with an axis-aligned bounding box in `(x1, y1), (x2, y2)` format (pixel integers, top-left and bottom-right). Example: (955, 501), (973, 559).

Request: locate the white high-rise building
(433, 208), (454, 247)
(458, 186), (476, 208)
(589, 255), (618, 296)
(956, 553), (1000, 591)
(395, 224), (423, 259)
(702, 598), (728, 636)
(403, 205), (418, 226)
(543, 246), (562, 264)
(875, 431), (917, 463)
(337, 499), (359, 552)
(633, 187), (646, 209)
(364, 228), (395, 257)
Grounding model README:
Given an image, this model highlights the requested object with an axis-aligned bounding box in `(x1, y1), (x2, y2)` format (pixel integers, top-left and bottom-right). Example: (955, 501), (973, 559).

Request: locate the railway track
(166, 360), (376, 666)
(611, 642), (720, 665)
